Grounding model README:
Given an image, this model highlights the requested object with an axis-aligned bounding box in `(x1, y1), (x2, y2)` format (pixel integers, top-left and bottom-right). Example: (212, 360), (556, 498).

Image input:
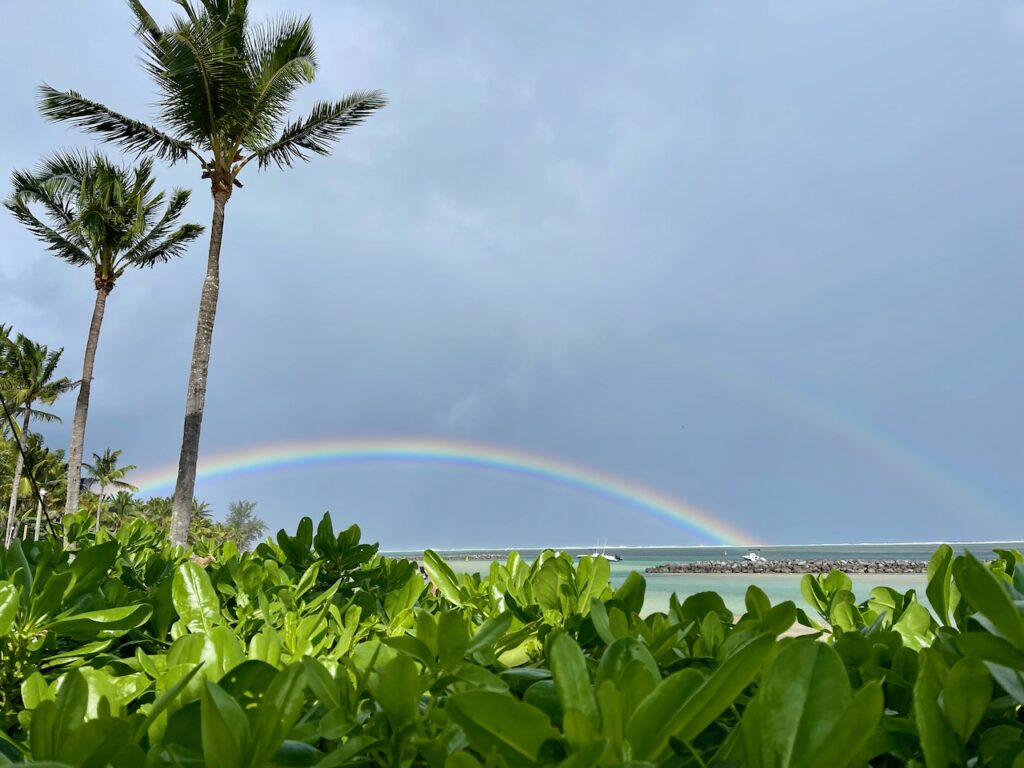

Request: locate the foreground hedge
(0, 513), (1022, 766)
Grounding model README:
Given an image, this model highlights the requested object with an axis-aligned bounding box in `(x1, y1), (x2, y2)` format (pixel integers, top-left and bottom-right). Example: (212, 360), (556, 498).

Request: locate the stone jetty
(645, 559), (929, 575)
(442, 552), (508, 561)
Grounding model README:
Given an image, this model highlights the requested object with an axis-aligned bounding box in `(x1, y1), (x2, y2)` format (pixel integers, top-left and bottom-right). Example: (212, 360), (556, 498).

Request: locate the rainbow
(680, 356), (1008, 527)
(130, 437), (753, 545)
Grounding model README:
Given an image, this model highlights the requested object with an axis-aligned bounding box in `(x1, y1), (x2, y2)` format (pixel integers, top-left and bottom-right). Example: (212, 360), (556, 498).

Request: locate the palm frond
(10, 153), (93, 230)
(251, 90), (387, 169)
(121, 187), (204, 268)
(38, 85), (194, 162)
(238, 15), (316, 145)
(127, 0), (163, 43)
(24, 408), (62, 424)
(4, 194), (92, 267)
(140, 14), (250, 152)
(127, 221), (205, 269)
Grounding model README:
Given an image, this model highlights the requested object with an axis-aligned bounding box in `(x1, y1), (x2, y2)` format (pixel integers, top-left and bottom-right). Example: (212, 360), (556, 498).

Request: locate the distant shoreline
(646, 558), (930, 575)
(381, 540), (1023, 556)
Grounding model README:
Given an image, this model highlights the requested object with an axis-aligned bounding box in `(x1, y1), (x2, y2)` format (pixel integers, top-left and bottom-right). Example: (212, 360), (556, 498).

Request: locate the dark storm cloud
(2, 1), (1021, 546)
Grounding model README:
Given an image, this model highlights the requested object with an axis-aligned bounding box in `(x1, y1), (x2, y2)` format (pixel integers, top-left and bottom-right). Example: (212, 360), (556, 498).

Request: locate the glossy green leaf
(524, 680), (561, 725)
(957, 631), (1024, 670)
(316, 735), (381, 767)
(744, 640), (854, 767)
(201, 682), (248, 768)
(445, 753), (483, 768)
(613, 572), (646, 615)
(466, 612), (513, 655)
(955, 553), (1024, 647)
(371, 654), (420, 729)
(596, 637), (660, 692)
(804, 681), (884, 768)
(423, 550), (464, 606)
(51, 671), (88, 758)
(549, 633), (598, 749)
(133, 663), (203, 744)
(915, 648), (962, 768)
(627, 633), (774, 759)
(438, 611), (470, 667)
(926, 544), (955, 626)
(589, 599), (617, 645)
(47, 603), (151, 637)
(943, 657), (993, 743)
(446, 690), (561, 768)
(384, 570), (424, 621)
(66, 541), (118, 599)
(172, 561), (221, 634)
(0, 582), (18, 636)
(250, 664), (308, 764)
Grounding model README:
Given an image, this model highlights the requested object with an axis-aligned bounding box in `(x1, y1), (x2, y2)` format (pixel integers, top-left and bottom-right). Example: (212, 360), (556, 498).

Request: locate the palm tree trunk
(170, 189), (229, 547)
(5, 409), (31, 546)
(95, 488), (105, 535)
(64, 286), (109, 518)
(33, 497), (42, 541)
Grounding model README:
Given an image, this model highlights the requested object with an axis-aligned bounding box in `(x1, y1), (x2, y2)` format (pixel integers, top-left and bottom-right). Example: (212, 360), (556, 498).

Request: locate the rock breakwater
(645, 559), (928, 575)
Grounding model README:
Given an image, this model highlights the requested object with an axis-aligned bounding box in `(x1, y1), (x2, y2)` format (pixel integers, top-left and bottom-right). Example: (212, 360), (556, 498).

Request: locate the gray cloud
(1, 1), (1021, 547)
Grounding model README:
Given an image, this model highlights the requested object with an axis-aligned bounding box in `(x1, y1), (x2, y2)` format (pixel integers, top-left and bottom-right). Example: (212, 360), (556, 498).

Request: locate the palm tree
(0, 335), (74, 545)
(83, 448), (137, 535)
(0, 324), (13, 440)
(104, 490), (141, 533)
(6, 153), (203, 519)
(223, 499), (266, 551)
(19, 442), (66, 541)
(140, 495), (174, 530)
(39, 0), (387, 546)
(189, 498), (218, 543)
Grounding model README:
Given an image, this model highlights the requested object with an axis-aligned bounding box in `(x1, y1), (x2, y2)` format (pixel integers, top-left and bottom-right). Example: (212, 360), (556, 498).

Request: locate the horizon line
(380, 538), (1024, 553)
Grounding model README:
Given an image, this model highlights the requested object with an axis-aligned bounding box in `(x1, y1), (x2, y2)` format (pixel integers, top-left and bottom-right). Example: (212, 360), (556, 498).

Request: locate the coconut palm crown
(83, 448), (138, 535)
(6, 152), (203, 519)
(38, 0), (387, 546)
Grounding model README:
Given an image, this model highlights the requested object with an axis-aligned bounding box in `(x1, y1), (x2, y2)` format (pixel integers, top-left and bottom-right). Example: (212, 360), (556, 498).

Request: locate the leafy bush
(0, 517), (1021, 766)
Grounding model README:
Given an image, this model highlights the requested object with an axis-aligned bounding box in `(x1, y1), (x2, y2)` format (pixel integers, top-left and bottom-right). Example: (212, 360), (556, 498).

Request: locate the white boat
(742, 550), (765, 563)
(579, 542), (622, 562)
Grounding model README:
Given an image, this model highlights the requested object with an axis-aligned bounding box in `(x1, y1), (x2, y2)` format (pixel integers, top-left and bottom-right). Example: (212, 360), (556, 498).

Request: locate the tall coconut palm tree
(39, 0), (387, 546)
(0, 335), (74, 545)
(83, 448), (138, 535)
(6, 152), (203, 519)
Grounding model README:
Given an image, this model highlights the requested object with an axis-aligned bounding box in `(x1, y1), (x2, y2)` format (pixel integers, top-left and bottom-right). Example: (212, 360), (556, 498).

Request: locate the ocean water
(420, 542), (1024, 615)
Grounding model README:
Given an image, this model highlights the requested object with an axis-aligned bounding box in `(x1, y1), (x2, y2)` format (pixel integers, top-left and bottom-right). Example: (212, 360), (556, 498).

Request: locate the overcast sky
(2, 1), (1022, 548)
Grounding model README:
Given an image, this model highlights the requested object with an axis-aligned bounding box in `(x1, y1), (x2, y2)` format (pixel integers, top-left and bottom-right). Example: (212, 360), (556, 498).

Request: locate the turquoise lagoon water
(423, 542), (1023, 615)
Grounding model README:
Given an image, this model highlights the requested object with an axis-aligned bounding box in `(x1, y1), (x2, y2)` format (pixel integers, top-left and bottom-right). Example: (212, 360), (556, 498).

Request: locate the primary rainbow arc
(131, 437), (752, 545)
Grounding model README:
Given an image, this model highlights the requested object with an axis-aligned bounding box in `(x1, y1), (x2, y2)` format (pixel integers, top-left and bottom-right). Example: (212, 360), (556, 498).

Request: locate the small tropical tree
(0, 335), (74, 545)
(83, 448), (137, 534)
(39, 0), (387, 546)
(106, 490), (140, 532)
(20, 441), (66, 540)
(5, 153), (202, 518)
(139, 495), (173, 529)
(0, 324), (15, 441)
(189, 498), (219, 542)
(223, 499), (266, 551)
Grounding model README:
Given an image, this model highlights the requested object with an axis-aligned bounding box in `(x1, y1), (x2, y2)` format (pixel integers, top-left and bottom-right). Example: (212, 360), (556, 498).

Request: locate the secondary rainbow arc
(131, 437), (753, 545)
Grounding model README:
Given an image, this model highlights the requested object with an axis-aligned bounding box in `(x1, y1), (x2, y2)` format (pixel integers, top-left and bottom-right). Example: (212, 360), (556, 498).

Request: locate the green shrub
(0, 517), (1021, 766)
